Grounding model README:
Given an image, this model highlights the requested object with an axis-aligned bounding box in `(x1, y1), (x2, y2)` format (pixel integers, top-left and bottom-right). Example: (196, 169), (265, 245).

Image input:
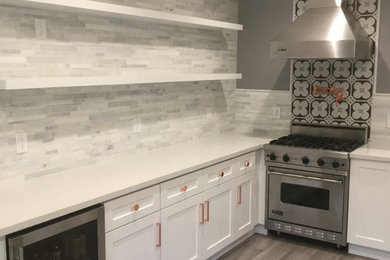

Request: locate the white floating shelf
(0, 0), (243, 31)
(0, 74), (242, 90)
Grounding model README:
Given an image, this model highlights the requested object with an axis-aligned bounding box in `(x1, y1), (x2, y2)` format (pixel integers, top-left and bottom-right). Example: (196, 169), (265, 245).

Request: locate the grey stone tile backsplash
(0, 0), (238, 181)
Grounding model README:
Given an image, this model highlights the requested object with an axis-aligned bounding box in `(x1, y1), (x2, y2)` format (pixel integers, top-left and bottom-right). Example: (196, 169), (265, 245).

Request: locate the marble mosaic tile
(233, 90), (291, 138)
(0, 0), (239, 181)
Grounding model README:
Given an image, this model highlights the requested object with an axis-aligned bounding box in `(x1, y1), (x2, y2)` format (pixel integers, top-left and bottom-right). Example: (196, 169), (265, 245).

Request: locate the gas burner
(269, 134), (364, 153)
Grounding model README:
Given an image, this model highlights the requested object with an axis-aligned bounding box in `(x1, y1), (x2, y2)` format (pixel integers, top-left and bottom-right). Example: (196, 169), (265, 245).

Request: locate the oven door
(268, 167), (345, 233)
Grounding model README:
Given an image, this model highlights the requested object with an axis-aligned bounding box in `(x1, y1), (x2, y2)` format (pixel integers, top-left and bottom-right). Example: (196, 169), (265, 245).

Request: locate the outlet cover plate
(35, 18), (47, 40)
(387, 114), (390, 129)
(16, 133), (28, 154)
(273, 107), (281, 119)
(134, 118), (141, 133)
(206, 107), (213, 120)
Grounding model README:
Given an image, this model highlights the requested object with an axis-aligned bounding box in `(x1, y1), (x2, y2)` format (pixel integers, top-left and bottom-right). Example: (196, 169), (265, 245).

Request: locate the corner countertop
(0, 134), (271, 237)
(350, 139), (390, 163)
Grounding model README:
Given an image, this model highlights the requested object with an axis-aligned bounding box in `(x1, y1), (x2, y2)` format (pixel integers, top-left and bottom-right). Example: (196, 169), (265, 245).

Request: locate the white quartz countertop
(351, 139), (390, 162)
(0, 134), (270, 237)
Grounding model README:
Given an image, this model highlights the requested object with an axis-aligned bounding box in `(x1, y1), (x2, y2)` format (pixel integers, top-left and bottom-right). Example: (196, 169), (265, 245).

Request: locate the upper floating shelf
(0, 73), (243, 90)
(0, 0), (243, 31)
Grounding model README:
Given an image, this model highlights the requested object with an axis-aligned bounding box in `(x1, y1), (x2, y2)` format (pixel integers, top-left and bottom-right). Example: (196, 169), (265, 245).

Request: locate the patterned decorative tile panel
(291, 0), (379, 127)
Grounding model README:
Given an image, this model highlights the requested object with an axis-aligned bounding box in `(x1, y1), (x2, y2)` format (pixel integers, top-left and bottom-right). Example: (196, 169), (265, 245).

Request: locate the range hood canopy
(270, 0), (374, 59)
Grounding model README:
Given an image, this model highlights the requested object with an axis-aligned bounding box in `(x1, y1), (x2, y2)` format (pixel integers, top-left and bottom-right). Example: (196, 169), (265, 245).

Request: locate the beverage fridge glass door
(268, 167), (345, 232)
(7, 205), (105, 260)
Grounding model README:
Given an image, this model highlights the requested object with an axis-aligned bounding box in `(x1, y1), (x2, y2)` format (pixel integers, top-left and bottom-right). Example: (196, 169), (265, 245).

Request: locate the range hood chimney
(270, 0), (374, 59)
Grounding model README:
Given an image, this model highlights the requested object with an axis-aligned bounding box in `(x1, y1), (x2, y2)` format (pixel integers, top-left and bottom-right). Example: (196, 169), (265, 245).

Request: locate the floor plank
(218, 233), (372, 260)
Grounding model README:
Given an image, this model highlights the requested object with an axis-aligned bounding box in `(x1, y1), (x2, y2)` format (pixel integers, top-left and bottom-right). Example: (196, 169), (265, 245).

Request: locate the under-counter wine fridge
(7, 205), (105, 260)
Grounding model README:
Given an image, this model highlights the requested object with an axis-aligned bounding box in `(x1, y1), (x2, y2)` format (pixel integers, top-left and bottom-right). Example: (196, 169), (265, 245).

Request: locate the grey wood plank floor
(218, 233), (372, 260)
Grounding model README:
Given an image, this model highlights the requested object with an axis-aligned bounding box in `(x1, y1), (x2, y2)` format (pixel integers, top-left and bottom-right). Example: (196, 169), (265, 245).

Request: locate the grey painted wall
(237, 0), (292, 90)
(377, 0), (390, 93)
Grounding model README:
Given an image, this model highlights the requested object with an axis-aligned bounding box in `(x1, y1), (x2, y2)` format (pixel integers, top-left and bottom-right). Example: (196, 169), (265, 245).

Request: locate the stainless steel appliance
(264, 123), (369, 247)
(270, 0), (374, 59)
(7, 205), (105, 260)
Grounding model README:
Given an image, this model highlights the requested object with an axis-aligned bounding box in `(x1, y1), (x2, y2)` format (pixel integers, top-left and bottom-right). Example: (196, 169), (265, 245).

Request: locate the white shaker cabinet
(161, 194), (203, 260)
(104, 151), (261, 260)
(202, 180), (236, 259)
(0, 237), (6, 260)
(234, 171), (256, 239)
(105, 212), (161, 260)
(348, 159), (390, 252)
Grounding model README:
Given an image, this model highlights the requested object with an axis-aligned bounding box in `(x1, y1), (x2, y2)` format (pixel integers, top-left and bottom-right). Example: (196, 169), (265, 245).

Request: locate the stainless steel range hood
(270, 0), (374, 59)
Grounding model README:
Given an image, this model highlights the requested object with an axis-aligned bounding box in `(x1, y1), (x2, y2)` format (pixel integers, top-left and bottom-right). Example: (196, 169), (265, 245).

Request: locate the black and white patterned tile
(291, 0), (378, 127)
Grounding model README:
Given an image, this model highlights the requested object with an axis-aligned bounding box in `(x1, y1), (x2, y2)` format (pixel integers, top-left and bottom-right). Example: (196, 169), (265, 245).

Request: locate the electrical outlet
(35, 18), (47, 40)
(16, 133), (28, 154)
(134, 118), (141, 133)
(206, 107), (213, 120)
(273, 107), (281, 119)
(387, 114), (390, 129)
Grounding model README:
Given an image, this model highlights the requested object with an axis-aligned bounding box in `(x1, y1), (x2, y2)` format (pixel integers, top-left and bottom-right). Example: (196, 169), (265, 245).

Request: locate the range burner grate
(269, 134), (364, 152)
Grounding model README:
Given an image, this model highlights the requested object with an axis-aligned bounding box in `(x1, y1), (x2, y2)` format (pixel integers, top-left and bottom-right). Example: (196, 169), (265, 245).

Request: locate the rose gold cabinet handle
(199, 203), (205, 224)
(181, 185), (188, 192)
(237, 185), (242, 205)
(156, 222), (161, 247)
(132, 204), (140, 211)
(245, 161), (250, 167)
(205, 200), (210, 222)
(218, 171), (224, 178)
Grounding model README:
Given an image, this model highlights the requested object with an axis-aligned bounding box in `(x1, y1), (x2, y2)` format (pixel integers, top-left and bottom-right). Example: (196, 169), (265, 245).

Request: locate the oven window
(281, 183), (330, 210)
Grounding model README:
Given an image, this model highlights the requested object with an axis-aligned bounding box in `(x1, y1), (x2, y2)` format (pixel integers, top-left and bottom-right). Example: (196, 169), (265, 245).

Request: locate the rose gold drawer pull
(218, 171), (224, 178)
(237, 185), (242, 205)
(245, 161), (250, 167)
(199, 203), (205, 224)
(205, 200), (210, 222)
(156, 222), (161, 247)
(132, 204), (140, 211)
(181, 185), (188, 192)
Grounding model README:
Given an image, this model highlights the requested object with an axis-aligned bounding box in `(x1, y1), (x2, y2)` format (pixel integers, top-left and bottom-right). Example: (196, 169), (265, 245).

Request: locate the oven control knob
(317, 159), (325, 166)
(332, 161), (340, 169)
(283, 154), (290, 162)
(270, 153), (277, 161)
(302, 156), (310, 165)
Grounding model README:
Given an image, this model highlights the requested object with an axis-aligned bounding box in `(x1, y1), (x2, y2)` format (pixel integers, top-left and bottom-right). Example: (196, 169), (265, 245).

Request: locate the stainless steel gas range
(264, 123), (369, 247)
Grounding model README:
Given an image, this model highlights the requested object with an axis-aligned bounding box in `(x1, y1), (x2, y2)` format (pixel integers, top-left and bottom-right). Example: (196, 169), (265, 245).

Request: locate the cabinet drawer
(236, 152), (256, 176)
(203, 159), (235, 190)
(105, 185), (160, 232)
(161, 170), (203, 208)
(105, 212), (161, 260)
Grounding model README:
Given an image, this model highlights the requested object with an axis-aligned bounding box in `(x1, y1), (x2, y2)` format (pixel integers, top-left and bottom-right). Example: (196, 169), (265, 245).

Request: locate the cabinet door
(202, 181), (235, 259)
(348, 160), (390, 251)
(0, 237), (5, 260)
(161, 194), (203, 260)
(235, 171), (256, 239)
(106, 212), (161, 260)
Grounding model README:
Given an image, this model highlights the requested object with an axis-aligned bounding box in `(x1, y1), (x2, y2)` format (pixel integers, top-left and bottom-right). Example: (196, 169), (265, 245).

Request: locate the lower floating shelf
(0, 73), (242, 90)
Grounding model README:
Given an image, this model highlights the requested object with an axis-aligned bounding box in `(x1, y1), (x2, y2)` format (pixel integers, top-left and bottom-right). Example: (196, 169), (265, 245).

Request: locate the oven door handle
(268, 171), (343, 184)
